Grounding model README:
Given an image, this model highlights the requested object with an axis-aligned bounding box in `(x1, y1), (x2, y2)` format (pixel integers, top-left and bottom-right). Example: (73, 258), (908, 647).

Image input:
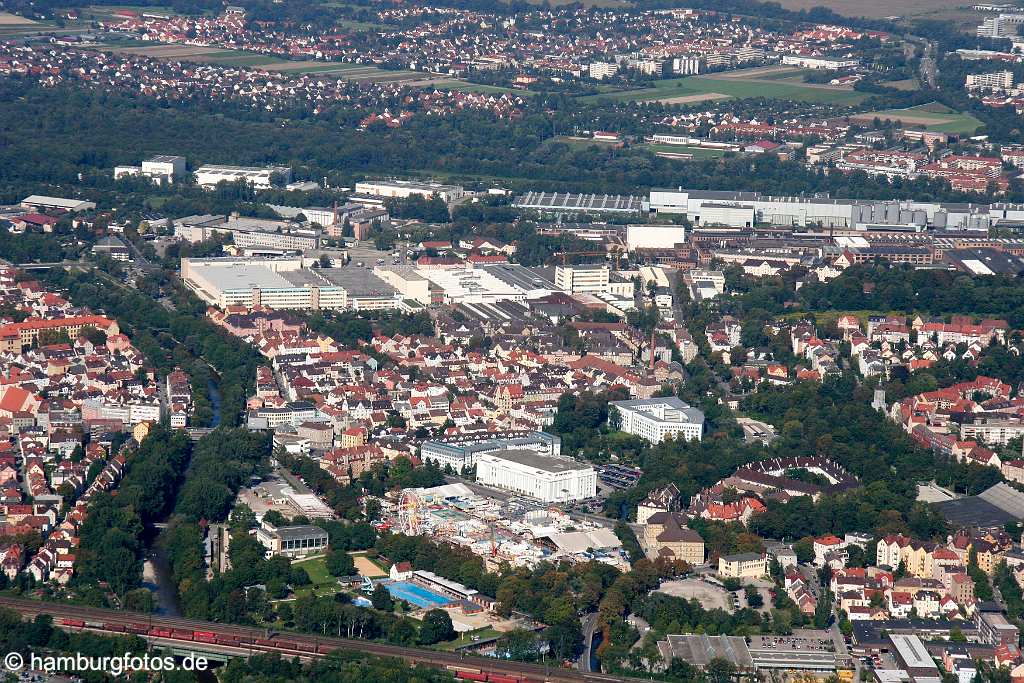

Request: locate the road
(0, 596), (641, 683)
(579, 613), (599, 673)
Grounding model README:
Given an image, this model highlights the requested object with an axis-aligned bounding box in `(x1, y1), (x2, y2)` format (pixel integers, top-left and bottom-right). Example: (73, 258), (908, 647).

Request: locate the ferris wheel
(397, 490), (425, 535)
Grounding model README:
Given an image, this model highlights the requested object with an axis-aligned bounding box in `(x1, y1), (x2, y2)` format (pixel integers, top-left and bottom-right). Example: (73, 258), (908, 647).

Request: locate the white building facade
(476, 450), (596, 502)
(610, 397), (705, 443)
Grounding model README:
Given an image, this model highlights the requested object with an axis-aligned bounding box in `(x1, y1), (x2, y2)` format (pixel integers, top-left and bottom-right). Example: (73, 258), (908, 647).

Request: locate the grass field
(852, 103), (983, 135)
(291, 556), (347, 598)
(432, 80), (523, 95)
(586, 69), (866, 105)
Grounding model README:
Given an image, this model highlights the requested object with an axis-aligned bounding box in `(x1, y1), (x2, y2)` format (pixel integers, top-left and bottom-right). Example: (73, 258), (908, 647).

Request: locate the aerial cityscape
(7, 0), (1024, 681)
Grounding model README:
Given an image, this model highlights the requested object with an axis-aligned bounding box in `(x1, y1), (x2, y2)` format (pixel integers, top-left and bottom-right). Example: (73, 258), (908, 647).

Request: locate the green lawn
(855, 103), (983, 136)
(290, 556), (346, 598)
(585, 74), (865, 105)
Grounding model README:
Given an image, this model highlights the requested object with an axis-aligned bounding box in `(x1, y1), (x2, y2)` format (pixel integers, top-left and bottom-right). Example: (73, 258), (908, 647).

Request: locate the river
(140, 377), (221, 616)
(207, 377), (221, 427)
(142, 528), (181, 617)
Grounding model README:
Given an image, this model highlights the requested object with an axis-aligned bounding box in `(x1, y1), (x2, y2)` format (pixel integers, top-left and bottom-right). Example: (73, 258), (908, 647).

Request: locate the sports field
(588, 66), (865, 105)
(643, 144), (729, 159)
(851, 103), (983, 135)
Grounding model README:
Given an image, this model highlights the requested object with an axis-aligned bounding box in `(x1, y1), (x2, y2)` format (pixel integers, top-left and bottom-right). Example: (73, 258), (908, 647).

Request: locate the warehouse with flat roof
(476, 449), (596, 502)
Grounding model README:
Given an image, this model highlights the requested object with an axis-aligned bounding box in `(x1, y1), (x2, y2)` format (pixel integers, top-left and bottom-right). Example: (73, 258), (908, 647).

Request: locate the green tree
(419, 609), (455, 645)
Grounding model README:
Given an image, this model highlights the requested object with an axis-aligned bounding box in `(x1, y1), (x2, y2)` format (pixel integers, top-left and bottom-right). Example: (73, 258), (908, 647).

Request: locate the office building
(718, 552), (768, 579)
(420, 431), (560, 473)
(554, 264), (609, 293)
(256, 523), (329, 558)
(175, 214), (321, 252)
(354, 180), (465, 203)
(476, 449), (596, 502)
(194, 164), (293, 189)
(610, 397), (705, 443)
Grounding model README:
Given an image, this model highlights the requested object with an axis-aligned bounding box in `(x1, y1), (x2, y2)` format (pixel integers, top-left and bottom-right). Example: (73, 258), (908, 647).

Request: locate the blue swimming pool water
(386, 581), (452, 608)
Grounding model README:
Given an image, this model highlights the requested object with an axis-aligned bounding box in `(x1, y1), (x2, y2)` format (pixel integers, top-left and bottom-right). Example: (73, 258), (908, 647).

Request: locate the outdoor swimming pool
(386, 581), (452, 608)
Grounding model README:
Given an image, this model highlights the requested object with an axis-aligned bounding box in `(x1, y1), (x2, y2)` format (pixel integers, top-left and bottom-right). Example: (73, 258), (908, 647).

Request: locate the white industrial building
(781, 55), (859, 70)
(194, 164), (293, 189)
(354, 179), (465, 203)
(419, 264), (526, 304)
(610, 397), (705, 443)
(476, 449), (597, 502)
(114, 155), (187, 184)
(554, 264), (610, 293)
(626, 224), (687, 251)
(181, 256), (400, 311)
(20, 195), (96, 213)
(648, 188), (1018, 231)
(421, 431), (561, 473)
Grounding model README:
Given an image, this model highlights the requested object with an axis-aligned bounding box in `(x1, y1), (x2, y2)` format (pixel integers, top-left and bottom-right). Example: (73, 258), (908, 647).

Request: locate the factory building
(649, 188), (1016, 231)
(194, 164), (293, 189)
(477, 449), (596, 503)
(181, 257), (400, 311)
(20, 195), (96, 213)
(114, 155), (187, 184)
(354, 179), (465, 203)
(626, 224), (687, 251)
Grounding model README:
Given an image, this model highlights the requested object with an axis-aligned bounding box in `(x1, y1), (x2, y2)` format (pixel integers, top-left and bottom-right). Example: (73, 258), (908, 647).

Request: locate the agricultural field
(851, 103), (984, 135)
(588, 66), (866, 105)
(766, 0), (984, 20)
(105, 43), (421, 80)
(0, 11), (38, 24)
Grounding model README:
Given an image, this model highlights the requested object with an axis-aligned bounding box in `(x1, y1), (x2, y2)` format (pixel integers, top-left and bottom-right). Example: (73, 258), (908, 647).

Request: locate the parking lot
(655, 578), (734, 612)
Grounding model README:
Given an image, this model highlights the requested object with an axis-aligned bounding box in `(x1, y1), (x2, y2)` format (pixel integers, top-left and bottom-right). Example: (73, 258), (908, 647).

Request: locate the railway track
(0, 596), (639, 683)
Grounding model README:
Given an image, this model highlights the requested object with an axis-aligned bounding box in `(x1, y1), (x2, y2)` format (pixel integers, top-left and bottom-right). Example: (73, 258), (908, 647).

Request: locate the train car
(275, 641), (299, 651)
(84, 620), (104, 629)
(148, 627), (173, 638)
(215, 635), (240, 646)
(485, 675), (519, 683)
(255, 638), (277, 648)
(295, 643), (316, 653)
(60, 618), (85, 628)
(107, 623), (126, 633)
(454, 672), (487, 682)
(193, 631), (217, 643)
(238, 636), (256, 645)
(128, 623), (149, 634)
(171, 629), (194, 641)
